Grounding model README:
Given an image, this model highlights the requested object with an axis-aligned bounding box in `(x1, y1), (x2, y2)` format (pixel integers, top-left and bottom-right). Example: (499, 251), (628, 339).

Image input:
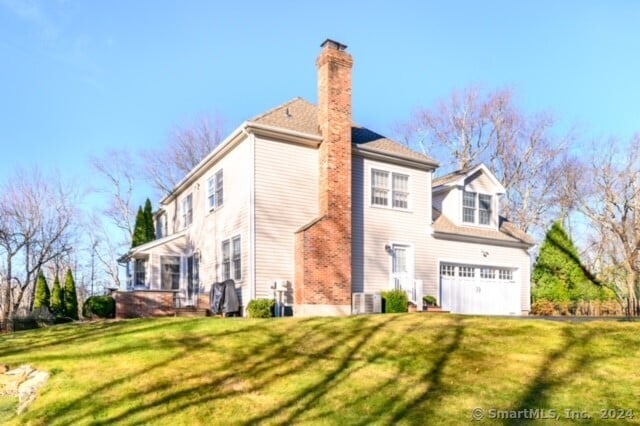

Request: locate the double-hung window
(221, 235), (241, 281)
(371, 169), (409, 209)
(207, 170), (224, 210)
(463, 191), (476, 223)
(463, 191), (492, 225)
(221, 240), (231, 280)
(182, 193), (193, 228)
(479, 194), (492, 225)
(371, 170), (389, 206)
(232, 236), (241, 280)
(392, 174), (409, 208)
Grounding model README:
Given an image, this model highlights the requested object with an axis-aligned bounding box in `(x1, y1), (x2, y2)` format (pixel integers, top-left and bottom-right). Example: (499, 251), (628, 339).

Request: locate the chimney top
(320, 38), (348, 51)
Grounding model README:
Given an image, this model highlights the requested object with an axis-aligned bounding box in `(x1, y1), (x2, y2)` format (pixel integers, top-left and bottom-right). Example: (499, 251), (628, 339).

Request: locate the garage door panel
(440, 263), (519, 315)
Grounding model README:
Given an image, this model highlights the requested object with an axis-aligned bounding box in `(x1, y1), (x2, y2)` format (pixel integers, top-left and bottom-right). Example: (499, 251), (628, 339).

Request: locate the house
(115, 39), (534, 318)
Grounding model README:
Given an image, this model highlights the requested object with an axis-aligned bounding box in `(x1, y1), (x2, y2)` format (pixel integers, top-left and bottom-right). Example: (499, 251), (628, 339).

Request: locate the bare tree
(144, 116), (224, 196)
(91, 149), (138, 239)
(86, 213), (124, 290)
(576, 135), (640, 316)
(0, 168), (78, 319)
(400, 86), (569, 234)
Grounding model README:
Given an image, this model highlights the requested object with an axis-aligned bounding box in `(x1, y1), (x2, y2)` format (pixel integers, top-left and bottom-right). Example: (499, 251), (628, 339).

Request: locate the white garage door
(440, 263), (520, 315)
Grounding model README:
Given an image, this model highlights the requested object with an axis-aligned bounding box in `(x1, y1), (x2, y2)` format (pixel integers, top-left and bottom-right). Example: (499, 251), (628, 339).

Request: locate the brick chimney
(294, 39), (353, 316)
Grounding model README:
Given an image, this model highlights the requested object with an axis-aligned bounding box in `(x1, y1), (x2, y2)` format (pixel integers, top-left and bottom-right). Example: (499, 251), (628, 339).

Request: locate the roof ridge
(249, 97), (313, 122)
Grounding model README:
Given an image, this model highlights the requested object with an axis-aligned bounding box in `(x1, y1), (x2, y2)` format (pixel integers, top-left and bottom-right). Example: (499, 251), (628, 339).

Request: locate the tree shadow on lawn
(20, 316), (390, 424)
(504, 326), (599, 426)
(10, 315), (613, 425)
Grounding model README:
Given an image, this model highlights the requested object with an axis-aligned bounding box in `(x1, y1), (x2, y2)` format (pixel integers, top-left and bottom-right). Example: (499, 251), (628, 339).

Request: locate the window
(207, 170), (224, 210)
(371, 169), (389, 206)
(479, 194), (492, 225)
(480, 268), (495, 279)
(463, 191), (476, 223)
(155, 215), (164, 239)
(182, 194), (193, 228)
(392, 174), (409, 209)
(463, 191), (492, 225)
(459, 266), (475, 278)
(371, 169), (409, 209)
(161, 256), (180, 290)
(232, 236), (241, 280)
(221, 240), (230, 280)
(187, 254), (199, 303)
(440, 264), (455, 276)
(134, 260), (146, 287)
(222, 236), (241, 281)
(498, 269), (513, 280)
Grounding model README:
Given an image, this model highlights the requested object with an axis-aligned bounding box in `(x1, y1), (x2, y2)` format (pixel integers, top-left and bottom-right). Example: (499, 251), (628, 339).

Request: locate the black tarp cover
(209, 279), (240, 315)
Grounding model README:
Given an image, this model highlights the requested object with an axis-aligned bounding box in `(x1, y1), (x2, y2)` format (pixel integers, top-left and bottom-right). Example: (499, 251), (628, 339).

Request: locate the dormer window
(463, 191), (476, 223)
(463, 191), (492, 225)
(479, 194), (492, 225)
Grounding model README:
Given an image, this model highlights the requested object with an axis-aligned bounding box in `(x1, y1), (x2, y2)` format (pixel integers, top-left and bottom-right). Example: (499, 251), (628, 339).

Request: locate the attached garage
(440, 263), (521, 315)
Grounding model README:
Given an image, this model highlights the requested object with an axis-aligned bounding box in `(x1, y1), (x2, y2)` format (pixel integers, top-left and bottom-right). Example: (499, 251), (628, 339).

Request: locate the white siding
(254, 136), (319, 302)
(441, 172), (501, 228)
(464, 171), (495, 194)
(425, 238), (531, 313)
(353, 156), (432, 294)
(151, 136), (252, 307)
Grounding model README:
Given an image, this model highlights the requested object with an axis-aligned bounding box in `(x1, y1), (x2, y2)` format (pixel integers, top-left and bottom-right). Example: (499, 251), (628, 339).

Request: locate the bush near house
(82, 296), (116, 319)
(423, 295), (438, 306)
(382, 289), (408, 313)
(247, 299), (275, 318)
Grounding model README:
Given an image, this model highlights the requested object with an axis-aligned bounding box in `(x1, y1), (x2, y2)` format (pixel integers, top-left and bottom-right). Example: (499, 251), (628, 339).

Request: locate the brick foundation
(114, 291), (176, 319)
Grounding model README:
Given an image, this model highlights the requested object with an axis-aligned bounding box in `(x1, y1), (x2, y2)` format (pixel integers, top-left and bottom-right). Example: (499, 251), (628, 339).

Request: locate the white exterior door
(391, 245), (414, 297)
(440, 263), (520, 315)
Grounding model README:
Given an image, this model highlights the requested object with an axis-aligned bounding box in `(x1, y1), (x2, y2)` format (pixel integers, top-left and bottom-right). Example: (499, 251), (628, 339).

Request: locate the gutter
(353, 145), (439, 171)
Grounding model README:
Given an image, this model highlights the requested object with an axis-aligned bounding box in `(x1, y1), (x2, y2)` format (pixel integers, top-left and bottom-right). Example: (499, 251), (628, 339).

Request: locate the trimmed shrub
(423, 295), (438, 306)
(247, 299), (275, 318)
(382, 289), (408, 313)
(51, 275), (64, 316)
(34, 271), (50, 310)
(64, 269), (79, 320)
(82, 296), (116, 319)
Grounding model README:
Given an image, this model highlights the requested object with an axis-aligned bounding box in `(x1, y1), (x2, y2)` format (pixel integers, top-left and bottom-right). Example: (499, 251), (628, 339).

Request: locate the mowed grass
(0, 314), (639, 425)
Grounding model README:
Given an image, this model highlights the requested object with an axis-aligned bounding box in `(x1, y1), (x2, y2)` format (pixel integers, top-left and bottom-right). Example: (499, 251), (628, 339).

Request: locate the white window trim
(182, 193), (193, 228)
(370, 167), (411, 211)
(207, 169), (224, 212)
(221, 234), (242, 282)
(461, 190), (493, 227)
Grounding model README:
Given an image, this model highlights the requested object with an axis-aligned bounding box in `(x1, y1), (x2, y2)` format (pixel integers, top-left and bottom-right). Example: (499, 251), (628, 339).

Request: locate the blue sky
(1, 0), (639, 201)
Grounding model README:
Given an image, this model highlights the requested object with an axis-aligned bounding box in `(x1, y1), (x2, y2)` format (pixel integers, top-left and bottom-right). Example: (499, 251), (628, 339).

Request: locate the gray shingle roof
(432, 165), (479, 187)
(432, 208), (535, 246)
(250, 97), (437, 165)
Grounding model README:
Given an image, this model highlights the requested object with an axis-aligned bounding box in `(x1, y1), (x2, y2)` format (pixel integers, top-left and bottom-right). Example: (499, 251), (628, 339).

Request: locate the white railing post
(415, 279), (423, 311)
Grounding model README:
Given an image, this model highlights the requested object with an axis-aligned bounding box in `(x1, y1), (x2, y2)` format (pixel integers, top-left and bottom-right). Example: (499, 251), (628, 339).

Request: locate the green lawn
(0, 314), (638, 425)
